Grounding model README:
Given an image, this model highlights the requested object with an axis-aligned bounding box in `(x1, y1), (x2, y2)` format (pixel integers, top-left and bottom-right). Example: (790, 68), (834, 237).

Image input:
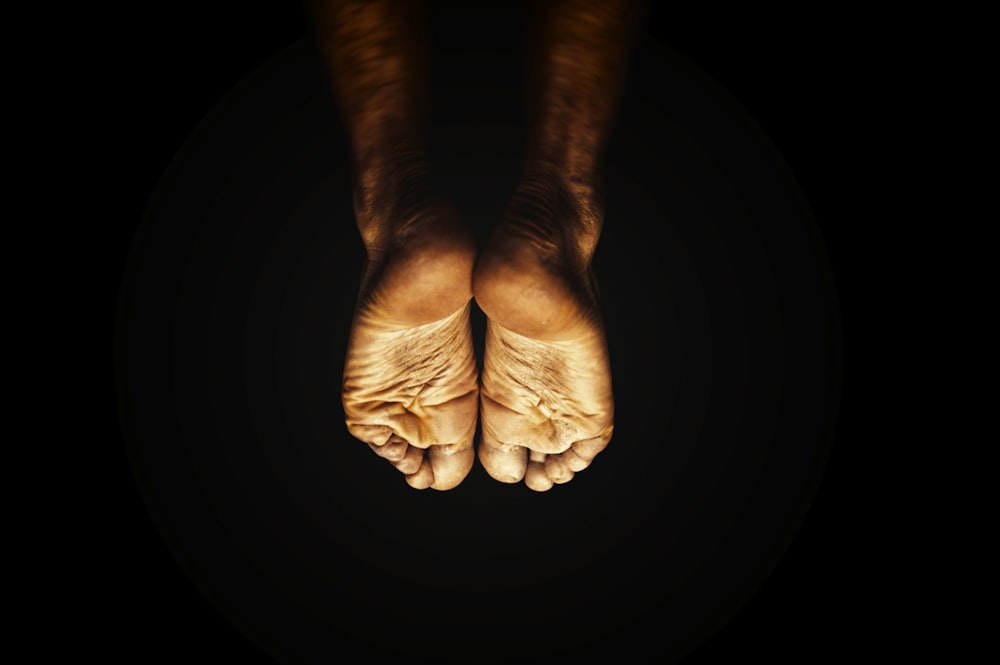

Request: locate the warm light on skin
(313, 0), (640, 489)
(343, 302), (479, 491)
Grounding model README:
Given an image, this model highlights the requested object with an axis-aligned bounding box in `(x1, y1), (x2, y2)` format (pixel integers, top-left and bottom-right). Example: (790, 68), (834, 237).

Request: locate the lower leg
(475, 0), (645, 335)
(520, 0), (645, 236)
(312, 0), (432, 246)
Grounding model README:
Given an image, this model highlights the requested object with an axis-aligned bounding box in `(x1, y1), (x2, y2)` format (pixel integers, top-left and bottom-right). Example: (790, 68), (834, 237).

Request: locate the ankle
(502, 171), (603, 267)
(352, 153), (436, 250)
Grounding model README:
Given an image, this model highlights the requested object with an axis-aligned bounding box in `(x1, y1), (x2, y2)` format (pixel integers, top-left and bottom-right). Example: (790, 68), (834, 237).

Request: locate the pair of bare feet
(342, 173), (614, 491)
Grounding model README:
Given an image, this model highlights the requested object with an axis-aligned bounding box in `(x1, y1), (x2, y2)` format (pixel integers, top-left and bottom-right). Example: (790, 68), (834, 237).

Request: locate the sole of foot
(342, 201), (480, 490)
(472, 187), (614, 491)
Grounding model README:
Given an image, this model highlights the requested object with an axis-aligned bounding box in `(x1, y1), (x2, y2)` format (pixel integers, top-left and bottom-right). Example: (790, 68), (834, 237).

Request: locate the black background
(110, 2), (865, 662)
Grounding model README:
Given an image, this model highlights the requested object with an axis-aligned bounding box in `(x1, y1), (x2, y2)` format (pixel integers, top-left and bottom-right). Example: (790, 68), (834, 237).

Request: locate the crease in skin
(481, 317), (613, 455)
(343, 301), (479, 449)
(500, 180), (602, 270)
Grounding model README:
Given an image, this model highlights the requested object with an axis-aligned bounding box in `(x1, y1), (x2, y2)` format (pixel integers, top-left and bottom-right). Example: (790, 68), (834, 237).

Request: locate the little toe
(405, 456), (435, 490)
(544, 455), (575, 484)
(428, 444), (474, 491)
(478, 431), (528, 483)
(525, 461), (554, 491)
(393, 444), (426, 475)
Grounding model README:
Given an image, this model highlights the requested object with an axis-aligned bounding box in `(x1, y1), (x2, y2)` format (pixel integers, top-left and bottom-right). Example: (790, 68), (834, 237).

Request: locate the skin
(312, 0), (642, 490)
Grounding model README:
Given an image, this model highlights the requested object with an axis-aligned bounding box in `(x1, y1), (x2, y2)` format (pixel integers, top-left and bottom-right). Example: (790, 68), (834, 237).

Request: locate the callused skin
(472, 175), (614, 491)
(314, 0), (480, 489)
(473, 0), (641, 490)
(340, 192), (480, 491)
(313, 0), (642, 490)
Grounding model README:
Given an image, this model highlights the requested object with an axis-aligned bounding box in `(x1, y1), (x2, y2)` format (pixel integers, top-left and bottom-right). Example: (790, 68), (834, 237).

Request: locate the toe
(393, 444), (425, 475)
(428, 443), (474, 490)
(544, 455), (575, 484)
(370, 437), (409, 462)
(555, 447), (590, 472)
(478, 430), (527, 483)
(571, 431), (612, 462)
(405, 456), (435, 490)
(524, 461), (554, 491)
(352, 424), (394, 446)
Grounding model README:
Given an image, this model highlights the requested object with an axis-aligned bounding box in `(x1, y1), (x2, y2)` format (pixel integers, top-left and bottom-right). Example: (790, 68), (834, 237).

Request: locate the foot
(472, 178), (614, 491)
(342, 189), (479, 491)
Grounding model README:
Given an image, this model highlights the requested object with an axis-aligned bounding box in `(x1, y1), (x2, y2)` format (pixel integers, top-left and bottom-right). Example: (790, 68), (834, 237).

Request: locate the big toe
(428, 444), (474, 490)
(478, 430), (528, 483)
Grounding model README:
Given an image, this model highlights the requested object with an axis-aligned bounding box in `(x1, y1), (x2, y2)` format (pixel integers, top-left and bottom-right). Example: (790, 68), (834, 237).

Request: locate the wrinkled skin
(315, 0), (640, 489)
(473, 178), (614, 491)
(341, 196), (480, 490)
